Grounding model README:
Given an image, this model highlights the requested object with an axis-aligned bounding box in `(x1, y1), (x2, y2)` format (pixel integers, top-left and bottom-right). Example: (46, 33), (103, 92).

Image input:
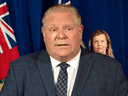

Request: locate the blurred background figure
(89, 29), (115, 58)
(80, 40), (86, 49)
(0, 83), (4, 92)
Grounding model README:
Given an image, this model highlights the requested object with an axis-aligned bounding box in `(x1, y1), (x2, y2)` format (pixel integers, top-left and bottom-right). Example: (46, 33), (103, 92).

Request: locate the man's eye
(101, 40), (104, 42)
(67, 28), (71, 31)
(52, 29), (56, 31)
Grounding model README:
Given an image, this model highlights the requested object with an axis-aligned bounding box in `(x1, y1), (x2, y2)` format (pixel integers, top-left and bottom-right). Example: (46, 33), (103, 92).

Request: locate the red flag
(0, 2), (20, 80)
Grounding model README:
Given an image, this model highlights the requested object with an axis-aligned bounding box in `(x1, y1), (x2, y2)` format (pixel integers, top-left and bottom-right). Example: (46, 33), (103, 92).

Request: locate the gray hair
(42, 4), (82, 27)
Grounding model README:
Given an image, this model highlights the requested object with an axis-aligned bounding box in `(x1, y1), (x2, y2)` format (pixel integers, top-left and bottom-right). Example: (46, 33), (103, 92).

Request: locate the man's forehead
(47, 23), (75, 28)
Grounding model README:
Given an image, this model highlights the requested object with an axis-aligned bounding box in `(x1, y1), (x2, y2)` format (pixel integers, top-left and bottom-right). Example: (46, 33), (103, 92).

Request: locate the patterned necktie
(56, 62), (70, 96)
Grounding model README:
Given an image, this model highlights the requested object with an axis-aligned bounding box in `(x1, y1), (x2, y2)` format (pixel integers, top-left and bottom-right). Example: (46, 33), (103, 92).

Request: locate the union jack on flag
(0, 2), (20, 80)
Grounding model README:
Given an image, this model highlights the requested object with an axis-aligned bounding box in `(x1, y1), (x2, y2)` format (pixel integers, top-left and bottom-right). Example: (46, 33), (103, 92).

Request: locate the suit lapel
(36, 50), (56, 96)
(35, 48), (94, 96)
(71, 48), (94, 96)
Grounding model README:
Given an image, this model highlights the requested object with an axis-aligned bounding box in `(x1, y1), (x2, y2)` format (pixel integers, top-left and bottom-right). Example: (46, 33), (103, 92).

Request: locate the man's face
(42, 12), (83, 62)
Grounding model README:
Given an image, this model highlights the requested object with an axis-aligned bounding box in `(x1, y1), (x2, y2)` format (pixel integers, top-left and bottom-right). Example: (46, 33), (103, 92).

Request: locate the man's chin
(57, 53), (69, 61)
(58, 55), (68, 62)
(59, 55), (67, 59)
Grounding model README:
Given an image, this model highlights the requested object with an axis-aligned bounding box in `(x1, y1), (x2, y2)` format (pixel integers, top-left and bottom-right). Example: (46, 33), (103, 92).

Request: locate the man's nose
(57, 30), (67, 40)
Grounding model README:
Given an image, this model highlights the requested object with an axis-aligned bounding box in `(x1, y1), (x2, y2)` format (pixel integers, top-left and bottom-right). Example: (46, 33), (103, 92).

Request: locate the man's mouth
(57, 44), (68, 46)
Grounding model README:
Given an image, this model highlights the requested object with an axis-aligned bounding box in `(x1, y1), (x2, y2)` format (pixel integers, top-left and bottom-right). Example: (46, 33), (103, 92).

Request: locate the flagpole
(58, 0), (62, 4)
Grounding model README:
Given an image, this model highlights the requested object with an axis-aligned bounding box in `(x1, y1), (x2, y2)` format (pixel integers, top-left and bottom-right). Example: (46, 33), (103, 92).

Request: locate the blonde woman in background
(89, 29), (115, 58)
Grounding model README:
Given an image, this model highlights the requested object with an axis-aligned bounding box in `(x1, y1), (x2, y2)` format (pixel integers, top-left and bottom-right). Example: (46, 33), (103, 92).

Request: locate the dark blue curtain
(5, 0), (128, 79)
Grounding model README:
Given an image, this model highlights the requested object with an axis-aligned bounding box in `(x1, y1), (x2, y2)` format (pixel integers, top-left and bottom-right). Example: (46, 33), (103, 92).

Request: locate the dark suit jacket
(0, 48), (128, 96)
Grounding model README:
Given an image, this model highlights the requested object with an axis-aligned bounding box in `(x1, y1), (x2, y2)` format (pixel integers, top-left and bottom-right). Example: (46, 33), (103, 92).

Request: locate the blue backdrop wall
(4, 0), (128, 79)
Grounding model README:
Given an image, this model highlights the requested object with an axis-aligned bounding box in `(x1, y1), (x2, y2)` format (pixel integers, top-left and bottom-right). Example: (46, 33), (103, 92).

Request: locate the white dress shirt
(50, 49), (81, 96)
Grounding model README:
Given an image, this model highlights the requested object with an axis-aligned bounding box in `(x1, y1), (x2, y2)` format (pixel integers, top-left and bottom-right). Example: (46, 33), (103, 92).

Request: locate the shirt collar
(50, 49), (81, 70)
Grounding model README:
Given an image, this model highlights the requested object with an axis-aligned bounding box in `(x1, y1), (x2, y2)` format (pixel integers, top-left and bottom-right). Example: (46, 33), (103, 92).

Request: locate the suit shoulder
(81, 48), (120, 65)
(11, 49), (47, 66)
(9, 49), (49, 73)
(90, 51), (121, 65)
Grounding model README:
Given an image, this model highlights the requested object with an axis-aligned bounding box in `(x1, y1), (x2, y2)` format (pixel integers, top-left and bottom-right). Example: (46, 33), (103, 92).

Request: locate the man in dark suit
(0, 4), (128, 96)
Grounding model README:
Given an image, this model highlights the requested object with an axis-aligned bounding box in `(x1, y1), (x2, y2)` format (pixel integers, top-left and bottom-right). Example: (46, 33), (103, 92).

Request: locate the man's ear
(41, 27), (45, 38)
(80, 25), (83, 39)
(41, 27), (46, 42)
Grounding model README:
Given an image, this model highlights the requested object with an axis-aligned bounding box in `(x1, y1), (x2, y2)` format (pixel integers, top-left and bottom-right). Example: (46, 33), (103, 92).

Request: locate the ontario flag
(0, 2), (20, 80)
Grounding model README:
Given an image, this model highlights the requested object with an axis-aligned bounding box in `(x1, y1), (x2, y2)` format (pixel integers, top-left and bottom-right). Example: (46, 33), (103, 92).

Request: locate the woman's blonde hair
(89, 30), (115, 58)
(80, 40), (86, 49)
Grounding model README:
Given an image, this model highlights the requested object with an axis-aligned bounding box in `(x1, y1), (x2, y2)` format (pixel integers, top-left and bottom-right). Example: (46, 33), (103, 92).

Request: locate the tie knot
(58, 62), (70, 69)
